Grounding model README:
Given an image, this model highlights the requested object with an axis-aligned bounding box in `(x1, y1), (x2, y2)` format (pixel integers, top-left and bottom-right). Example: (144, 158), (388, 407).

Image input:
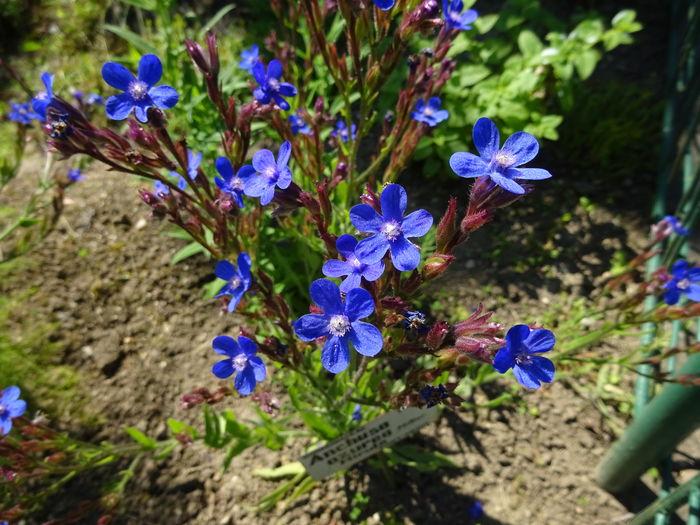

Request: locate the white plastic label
(299, 406), (439, 480)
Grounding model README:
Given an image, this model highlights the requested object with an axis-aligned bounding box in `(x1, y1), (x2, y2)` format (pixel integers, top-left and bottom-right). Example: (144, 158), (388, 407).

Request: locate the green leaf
(18, 218), (41, 228)
(104, 24), (159, 56)
(573, 48), (600, 80)
(299, 411), (339, 441)
(517, 30), (543, 57)
(572, 19), (604, 44)
(474, 14), (498, 34)
(169, 241), (206, 265)
(117, 0), (157, 10)
(456, 64), (491, 87)
(199, 4), (237, 38)
(254, 461), (306, 480)
(123, 427), (157, 450)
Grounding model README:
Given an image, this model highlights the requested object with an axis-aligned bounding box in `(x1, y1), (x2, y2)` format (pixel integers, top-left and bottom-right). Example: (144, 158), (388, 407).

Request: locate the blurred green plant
(413, 1), (642, 177)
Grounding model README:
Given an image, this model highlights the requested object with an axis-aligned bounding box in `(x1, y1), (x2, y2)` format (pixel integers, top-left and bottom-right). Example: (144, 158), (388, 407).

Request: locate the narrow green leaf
(199, 4), (237, 38)
(104, 24), (159, 56)
(170, 241), (205, 265)
(123, 427), (157, 450)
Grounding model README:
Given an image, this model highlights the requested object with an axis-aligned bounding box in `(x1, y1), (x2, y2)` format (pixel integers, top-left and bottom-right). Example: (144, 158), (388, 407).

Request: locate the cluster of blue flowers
(371, 0), (478, 33)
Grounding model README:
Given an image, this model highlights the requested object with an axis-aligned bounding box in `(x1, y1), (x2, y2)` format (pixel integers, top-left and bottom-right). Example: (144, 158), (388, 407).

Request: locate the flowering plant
(3, 0), (695, 519)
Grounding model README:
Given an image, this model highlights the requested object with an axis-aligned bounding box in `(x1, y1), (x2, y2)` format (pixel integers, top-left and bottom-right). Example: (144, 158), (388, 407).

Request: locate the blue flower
(443, 0), (478, 31)
(419, 384), (449, 407)
(0, 386), (27, 435)
(85, 93), (104, 106)
(68, 169), (84, 182)
(662, 215), (689, 236)
(101, 54), (179, 123)
(252, 59), (297, 111)
(215, 157), (254, 209)
(294, 279), (383, 374)
(215, 253), (252, 312)
(449, 117), (552, 194)
(243, 141), (293, 206)
(181, 149), (202, 181)
(322, 235), (385, 293)
(402, 311), (429, 334)
(239, 44), (260, 73)
(331, 120), (356, 143)
(493, 325), (556, 389)
(154, 171), (187, 196)
(30, 72), (54, 121)
(663, 260), (700, 305)
(467, 501), (484, 519)
(289, 114), (312, 135)
(373, 0), (395, 9)
(351, 404), (363, 421)
(411, 97), (449, 127)
(350, 184), (433, 272)
(211, 336), (266, 395)
(8, 102), (41, 125)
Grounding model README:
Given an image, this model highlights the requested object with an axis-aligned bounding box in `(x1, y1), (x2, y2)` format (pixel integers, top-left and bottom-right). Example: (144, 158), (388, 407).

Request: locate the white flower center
(0, 404), (6, 416)
(230, 177), (244, 191)
(423, 107), (434, 116)
(328, 315), (351, 337)
(128, 81), (149, 100)
(348, 255), (364, 270)
(232, 354), (248, 371)
(677, 278), (691, 290)
(381, 220), (402, 241)
(450, 10), (461, 22)
(493, 151), (516, 169)
(264, 166), (278, 181)
(230, 276), (241, 288)
(515, 353), (532, 366)
(268, 78), (280, 91)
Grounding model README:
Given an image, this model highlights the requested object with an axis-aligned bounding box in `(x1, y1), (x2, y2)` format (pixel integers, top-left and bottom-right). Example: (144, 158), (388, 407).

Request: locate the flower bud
(426, 321), (450, 350)
(423, 254), (455, 280)
(436, 197), (458, 253)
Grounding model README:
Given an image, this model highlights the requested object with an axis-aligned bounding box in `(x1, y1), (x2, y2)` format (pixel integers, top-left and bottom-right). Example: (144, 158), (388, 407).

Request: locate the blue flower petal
(239, 336), (258, 357)
(237, 253), (252, 284)
(373, 0), (395, 9)
(212, 335), (240, 357)
(8, 400), (25, 418)
(402, 209), (433, 238)
(524, 328), (555, 354)
(323, 259), (351, 278)
(505, 324), (530, 350)
(350, 204), (384, 233)
(138, 54), (163, 86)
(344, 287), (375, 322)
(509, 167), (552, 180)
(149, 85), (179, 109)
(321, 335), (351, 373)
(278, 83), (297, 97)
(664, 287), (681, 305)
(512, 363), (544, 389)
(1, 419), (11, 435)
(492, 346), (516, 373)
(388, 236), (420, 271)
(501, 131), (539, 166)
(102, 62), (135, 91)
(227, 288), (246, 311)
(267, 59), (283, 80)
(259, 185), (276, 206)
(686, 284), (700, 302)
(689, 268), (700, 281)
(252, 62), (266, 85)
(253, 149), (276, 173)
(310, 279), (344, 315)
(294, 314), (330, 341)
(671, 260), (688, 276)
(1, 386), (20, 403)
(361, 261), (385, 281)
(339, 272), (362, 293)
(276, 167), (292, 189)
(449, 152), (488, 178)
(105, 93), (135, 120)
(380, 184), (407, 221)
(355, 234), (390, 265)
(213, 359), (234, 378)
(235, 367), (257, 395)
(348, 321), (383, 356)
(277, 141), (292, 169)
(336, 234), (358, 257)
(215, 260), (236, 281)
(244, 174), (272, 198)
(249, 355), (267, 382)
(216, 157), (234, 179)
(472, 117), (500, 159)
(489, 172), (525, 194)
(133, 103), (150, 123)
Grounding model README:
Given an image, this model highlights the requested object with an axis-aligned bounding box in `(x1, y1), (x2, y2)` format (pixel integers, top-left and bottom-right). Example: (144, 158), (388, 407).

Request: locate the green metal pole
(596, 353), (700, 493)
(631, 473), (700, 525)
